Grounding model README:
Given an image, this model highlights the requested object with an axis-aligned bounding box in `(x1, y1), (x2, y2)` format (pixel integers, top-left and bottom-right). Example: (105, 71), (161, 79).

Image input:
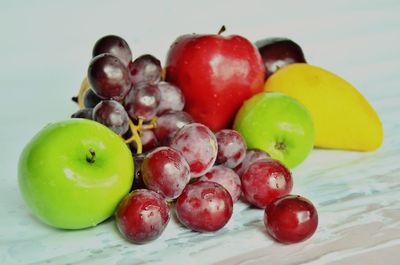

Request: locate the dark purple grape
(88, 53), (131, 101)
(124, 83), (161, 121)
(154, 111), (193, 145)
(93, 100), (129, 135)
(83, 88), (102, 108)
(156, 81), (185, 115)
(92, 35), (132, 67)
(131, 155), (146, 191)
(129, 54), (161, 86)
(255, 37), (306, 79)
(71, 108), (93, 119)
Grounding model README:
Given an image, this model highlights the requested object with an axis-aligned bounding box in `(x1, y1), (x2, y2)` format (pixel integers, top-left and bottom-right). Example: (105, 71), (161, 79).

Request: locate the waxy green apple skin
(234, 92), (314, 168)
(18, 119), (134, 229)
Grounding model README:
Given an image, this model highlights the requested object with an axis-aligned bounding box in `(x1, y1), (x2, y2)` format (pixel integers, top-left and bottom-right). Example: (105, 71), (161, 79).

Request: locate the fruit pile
(72, 34), (318, 244)
(18, 29), (383, 247)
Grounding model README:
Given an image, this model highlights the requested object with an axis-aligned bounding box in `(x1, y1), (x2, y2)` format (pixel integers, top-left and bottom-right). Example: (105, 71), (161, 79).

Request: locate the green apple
(234, 92), (314, 168)
(18, 119), (134, 229)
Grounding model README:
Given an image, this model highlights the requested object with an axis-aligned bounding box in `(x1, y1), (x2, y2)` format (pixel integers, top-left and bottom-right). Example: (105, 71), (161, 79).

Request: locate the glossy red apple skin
(165, 34), (265, 131)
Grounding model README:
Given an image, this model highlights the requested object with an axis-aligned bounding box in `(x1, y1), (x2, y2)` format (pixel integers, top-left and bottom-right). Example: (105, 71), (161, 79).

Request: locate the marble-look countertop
(0, 0), (399, 264)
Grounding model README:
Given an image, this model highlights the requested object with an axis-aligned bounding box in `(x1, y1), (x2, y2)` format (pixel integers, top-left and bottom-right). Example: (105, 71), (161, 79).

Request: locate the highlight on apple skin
(165, 32), (265, 131)
(18, 119), (134, 229)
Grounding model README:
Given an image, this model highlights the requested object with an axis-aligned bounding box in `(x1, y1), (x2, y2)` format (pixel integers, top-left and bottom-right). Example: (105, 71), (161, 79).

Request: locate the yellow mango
(264, 64), (383, 151)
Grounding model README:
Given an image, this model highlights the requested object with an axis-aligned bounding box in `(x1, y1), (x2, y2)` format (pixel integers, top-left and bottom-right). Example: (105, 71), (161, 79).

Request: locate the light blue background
(1, 1), (399, 264)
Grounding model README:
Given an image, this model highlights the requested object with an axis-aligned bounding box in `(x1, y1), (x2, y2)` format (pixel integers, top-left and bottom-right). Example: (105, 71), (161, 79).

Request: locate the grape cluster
(72, 35), (317, 245)
(71, 35), (186, 154)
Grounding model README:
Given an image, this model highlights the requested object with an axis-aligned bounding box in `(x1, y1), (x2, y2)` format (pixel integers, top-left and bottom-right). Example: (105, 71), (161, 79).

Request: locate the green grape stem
(124, 117), (158, 155)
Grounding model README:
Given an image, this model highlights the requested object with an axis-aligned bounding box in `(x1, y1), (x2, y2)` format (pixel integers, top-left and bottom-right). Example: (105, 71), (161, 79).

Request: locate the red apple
(165, 31), (265, 131)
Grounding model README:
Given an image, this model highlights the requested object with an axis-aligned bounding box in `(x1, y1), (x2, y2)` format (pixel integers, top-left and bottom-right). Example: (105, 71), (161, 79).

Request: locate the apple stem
(217, 25), (226, 35)
(86, 148), (96, 163)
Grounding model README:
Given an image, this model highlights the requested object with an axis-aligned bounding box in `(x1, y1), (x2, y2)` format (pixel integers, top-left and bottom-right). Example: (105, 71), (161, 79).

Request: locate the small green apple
(18, 119), (134, 229)
(234, 92), (314, 168)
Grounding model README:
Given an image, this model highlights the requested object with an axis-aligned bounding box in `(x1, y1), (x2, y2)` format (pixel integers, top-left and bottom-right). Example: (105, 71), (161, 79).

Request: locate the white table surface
(1, 0), (399, 264)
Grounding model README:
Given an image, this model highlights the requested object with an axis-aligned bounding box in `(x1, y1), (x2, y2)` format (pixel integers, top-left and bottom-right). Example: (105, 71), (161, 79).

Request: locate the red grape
(92, 35), (132, 67)
(92, 100), (129, 135)
(124, 83), (161, 121)
(88, 54), (131, 101)
(199, 165), (242, 203)
(234, 149), (271, 177)
(156, 81), (185, 115)
(215, 129), (246, 168)
(241, 159), (292, 208)
(175, 181), (233, 232)
(154, 111), (193, 145)
(264, 195), (318, 244)
(170, 123), (217, 178)
(141, 147), (191, 200)
(116, 189), (170, 244)
(129, 54), (161, 86)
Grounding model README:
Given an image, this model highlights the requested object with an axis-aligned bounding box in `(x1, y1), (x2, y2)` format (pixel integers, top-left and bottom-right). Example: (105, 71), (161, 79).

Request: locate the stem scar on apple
(86, 148), (96, 163)
(275, 142), (287, 151)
